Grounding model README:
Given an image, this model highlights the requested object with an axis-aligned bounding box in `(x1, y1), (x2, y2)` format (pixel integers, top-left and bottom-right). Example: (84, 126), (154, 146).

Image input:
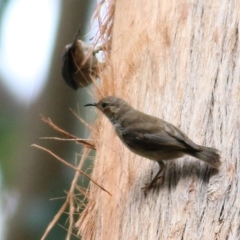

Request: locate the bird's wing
(160, 121), (200, 150)
(122, 123), (200, 152)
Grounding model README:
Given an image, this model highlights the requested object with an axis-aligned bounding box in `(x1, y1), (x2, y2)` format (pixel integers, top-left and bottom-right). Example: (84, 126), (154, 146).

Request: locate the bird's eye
(101, 103), (108, 108)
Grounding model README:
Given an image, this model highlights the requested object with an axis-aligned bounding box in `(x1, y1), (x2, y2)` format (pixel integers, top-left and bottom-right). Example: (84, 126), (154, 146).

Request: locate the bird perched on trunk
(61, 27), (100, 90)
(85, 96), (221, 192)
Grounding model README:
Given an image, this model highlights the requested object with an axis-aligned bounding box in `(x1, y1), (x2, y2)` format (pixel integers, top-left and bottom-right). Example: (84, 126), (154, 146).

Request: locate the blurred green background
(0, 0), (95, 239)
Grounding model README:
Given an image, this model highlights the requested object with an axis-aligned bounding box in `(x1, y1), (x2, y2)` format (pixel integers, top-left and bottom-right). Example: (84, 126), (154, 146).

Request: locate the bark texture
(78, 1), (240, 239)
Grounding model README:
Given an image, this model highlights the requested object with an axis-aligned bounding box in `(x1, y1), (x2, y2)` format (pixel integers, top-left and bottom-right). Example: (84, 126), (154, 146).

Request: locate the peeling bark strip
(77, 1), (240, 239)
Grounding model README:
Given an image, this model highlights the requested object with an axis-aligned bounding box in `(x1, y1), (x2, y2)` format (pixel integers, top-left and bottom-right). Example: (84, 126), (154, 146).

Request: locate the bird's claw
(141, 176), (164, 193)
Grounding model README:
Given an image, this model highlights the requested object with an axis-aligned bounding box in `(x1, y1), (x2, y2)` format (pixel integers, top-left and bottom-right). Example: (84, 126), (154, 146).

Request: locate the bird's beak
(84, 103), (97, 107)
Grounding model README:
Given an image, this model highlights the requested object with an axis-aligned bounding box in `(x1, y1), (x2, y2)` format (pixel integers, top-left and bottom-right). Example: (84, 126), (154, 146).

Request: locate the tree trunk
(77, 1), (240, 239)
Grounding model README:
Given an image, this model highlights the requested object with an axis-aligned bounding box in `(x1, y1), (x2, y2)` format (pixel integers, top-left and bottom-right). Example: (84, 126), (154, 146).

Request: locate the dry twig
(32, 144), (111, 196)
(41, 115), (95, 149)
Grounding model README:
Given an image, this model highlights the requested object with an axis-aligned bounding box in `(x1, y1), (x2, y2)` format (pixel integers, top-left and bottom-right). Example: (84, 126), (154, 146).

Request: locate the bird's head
(84, 96), (129, 121)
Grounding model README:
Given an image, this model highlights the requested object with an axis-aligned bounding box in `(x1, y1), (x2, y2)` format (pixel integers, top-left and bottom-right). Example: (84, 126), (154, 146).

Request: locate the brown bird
(61, 27), (99, 90)
(85, 96), (221, 192)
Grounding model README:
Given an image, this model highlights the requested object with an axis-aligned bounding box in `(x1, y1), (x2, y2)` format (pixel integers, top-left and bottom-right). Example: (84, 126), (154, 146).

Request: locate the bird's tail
(190, 146), (221, 169)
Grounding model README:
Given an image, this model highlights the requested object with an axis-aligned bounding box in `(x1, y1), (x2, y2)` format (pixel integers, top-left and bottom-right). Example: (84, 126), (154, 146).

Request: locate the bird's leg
(142, 161), (165, 192)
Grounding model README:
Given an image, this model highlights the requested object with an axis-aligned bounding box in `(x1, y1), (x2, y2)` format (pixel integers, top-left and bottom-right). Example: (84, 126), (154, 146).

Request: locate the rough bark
(78, 1), (240, 239)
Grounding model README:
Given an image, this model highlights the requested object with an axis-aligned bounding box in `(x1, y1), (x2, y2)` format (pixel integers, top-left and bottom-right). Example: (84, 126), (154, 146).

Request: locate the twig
(41, 198), (69, 240)
(40, 115), (95, 150)
(32, 144), (111, 196)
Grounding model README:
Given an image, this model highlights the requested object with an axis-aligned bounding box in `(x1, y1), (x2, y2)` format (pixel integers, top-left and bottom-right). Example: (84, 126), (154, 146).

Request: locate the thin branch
(70, 109), (95, 132)
(40, 137), (94, 142)
(39, 148), (91, 239)
(40, 115), (96, 150)
(66, 148), (91, 240)
(41, 197), (69, 240)
(75, 185), (89, 199)
(32, 144), (111, 196)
